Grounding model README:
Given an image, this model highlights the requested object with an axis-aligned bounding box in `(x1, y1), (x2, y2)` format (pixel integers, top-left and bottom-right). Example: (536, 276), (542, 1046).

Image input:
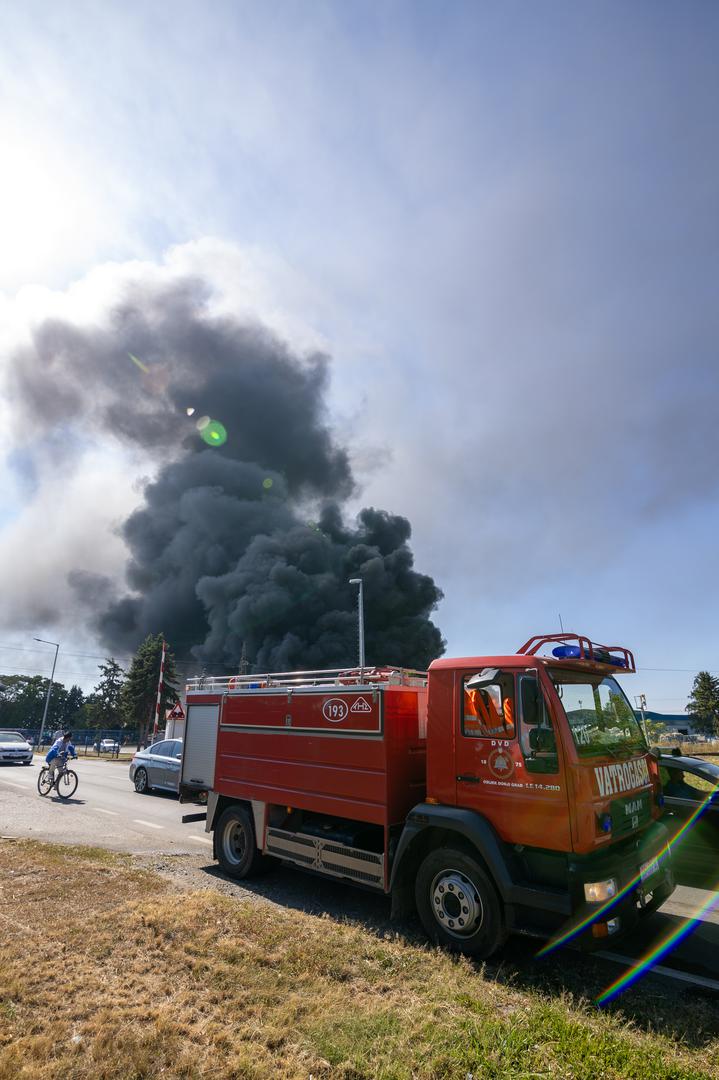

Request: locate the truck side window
(519, 677), (558, 774)
(462, 673), (515, 739)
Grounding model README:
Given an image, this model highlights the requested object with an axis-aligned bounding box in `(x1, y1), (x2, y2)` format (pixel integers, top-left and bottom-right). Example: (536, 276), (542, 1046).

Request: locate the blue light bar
(552, 645), (581, 659)
(551, 644), (626, 667)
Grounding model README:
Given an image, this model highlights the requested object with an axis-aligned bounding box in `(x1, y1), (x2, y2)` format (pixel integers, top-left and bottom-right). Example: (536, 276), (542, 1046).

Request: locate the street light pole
(34, 638), (60, 747)
(348, 578), (365, 676)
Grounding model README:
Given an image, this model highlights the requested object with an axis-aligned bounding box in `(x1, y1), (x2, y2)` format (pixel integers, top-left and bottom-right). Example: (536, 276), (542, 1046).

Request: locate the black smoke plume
(16, 280), (444, 671)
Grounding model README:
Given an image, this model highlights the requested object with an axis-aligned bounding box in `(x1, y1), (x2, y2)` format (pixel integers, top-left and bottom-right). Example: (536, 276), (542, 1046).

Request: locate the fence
(22, 729), (140, 753)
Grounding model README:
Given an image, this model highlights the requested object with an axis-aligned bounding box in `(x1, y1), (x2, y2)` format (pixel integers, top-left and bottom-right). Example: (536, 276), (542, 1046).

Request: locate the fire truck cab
(181, 633), (674, 958)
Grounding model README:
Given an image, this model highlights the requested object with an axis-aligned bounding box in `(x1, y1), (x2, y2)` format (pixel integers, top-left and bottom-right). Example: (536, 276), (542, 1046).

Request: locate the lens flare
(195, 415), (210, 432)
(200, 420), (228, 447)
(537, 779), (719, 958)
(186, 407), (195, 416)
(128, 352), (149, 374)
(262, 478), (273, 490)
(145, 366), (170, 394)
(596, 883), (719, 1005)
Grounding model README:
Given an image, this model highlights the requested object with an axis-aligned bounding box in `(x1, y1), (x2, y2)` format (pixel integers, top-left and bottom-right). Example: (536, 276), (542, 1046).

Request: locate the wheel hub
(223, 822), (246, 866)
(430, 869), (483, 938)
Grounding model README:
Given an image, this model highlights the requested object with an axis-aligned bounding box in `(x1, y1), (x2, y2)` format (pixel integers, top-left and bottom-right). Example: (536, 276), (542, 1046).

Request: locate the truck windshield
(549, 670), (646, 757)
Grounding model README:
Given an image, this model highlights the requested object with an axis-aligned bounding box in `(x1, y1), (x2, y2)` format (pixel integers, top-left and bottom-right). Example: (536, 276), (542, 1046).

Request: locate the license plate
(640, 857), (660, 883)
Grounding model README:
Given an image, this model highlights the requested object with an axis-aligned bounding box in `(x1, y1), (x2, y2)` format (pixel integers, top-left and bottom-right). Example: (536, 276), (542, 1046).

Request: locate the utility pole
(152, 639), (167, 743)
(35, 638), (60, 748)
(635, 693), (649, 745)
(348, 578), (365, 676)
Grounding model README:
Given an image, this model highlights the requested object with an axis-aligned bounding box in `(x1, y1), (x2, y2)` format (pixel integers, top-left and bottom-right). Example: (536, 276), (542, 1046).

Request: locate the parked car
(129, 738), (183, 794)
(659, 752), (719, 887)
(0, 730), (33, 765)
(99, 739), (120, 753)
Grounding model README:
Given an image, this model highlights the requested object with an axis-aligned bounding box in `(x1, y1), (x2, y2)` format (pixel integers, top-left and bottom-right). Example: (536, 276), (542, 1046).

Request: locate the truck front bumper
(566, 819), (674, 947)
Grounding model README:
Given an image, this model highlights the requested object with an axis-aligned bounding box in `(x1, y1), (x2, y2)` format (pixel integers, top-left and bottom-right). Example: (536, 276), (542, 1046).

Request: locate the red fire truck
(179, 633), (674, 958)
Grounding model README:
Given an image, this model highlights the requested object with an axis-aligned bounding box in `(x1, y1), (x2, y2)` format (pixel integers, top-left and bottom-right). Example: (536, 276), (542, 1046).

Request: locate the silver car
(129, 738), (183, 794)
(0, 730), (33, 765)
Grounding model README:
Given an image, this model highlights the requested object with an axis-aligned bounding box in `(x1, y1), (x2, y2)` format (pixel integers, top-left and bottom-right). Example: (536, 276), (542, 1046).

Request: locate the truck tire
(215, 806), (262, 879)
(415, 848), (507, 959)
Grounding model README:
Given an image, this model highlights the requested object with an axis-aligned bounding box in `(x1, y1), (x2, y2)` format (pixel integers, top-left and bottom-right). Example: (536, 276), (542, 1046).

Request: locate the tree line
(686, 671), (719, 736)
(0, 634), (179, 745)
(5, 635), (715, 738)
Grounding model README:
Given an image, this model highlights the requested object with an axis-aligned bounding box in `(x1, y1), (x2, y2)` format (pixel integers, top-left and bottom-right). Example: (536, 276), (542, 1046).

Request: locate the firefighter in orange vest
(464, 685), (515, 738)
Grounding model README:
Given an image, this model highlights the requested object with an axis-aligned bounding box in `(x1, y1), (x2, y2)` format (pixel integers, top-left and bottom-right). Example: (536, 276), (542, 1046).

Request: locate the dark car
(129, 738), (183, 795)
(659, 752), (719, 887)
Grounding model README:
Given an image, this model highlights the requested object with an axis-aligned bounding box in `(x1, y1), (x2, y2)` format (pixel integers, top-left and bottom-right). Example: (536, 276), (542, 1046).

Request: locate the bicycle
(38, 755), (79, 799)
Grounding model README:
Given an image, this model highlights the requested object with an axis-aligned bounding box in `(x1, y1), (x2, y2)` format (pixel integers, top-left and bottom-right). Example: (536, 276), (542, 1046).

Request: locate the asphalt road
(0, 758), (717, 988)
(0, 757), (212, 853)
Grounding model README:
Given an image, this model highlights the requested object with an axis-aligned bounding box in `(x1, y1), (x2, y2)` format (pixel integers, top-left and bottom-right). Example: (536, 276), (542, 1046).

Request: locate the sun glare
(0, 131), (103, 290)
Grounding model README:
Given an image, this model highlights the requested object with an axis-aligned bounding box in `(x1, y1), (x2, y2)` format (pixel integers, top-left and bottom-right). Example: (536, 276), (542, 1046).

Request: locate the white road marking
(95, 808), (120, 817)
(133, 819), (165, 830)
(188, 835), (212, 846)
(597, 950), (719, 991)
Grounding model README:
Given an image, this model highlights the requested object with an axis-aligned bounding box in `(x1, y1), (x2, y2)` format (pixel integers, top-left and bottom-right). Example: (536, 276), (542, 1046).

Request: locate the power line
(0, 641), (203, 667)
(638, 667), (717, 674)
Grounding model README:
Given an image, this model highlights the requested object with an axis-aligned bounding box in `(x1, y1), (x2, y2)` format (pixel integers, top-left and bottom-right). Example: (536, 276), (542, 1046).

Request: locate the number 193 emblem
(322, 698), (349, 723)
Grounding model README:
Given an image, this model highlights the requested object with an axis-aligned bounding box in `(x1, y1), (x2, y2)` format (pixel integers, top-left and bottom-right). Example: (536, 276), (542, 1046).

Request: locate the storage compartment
(180, 702), (220, 795)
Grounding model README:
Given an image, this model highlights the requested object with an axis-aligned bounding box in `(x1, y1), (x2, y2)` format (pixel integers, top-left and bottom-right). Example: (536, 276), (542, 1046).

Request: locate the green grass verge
(0, 839), (716, 1079)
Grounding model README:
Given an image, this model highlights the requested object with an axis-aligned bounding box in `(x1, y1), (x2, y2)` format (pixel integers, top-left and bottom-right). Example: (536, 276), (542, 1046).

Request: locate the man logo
(350, 698), (372, 714)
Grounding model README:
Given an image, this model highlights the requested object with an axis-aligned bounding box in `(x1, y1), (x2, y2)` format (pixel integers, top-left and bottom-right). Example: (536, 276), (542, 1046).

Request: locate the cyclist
(45, 730), (78, 782)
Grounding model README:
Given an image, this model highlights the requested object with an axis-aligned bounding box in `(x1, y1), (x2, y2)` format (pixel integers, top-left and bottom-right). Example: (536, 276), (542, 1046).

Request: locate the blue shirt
(47, 738), (76, 760)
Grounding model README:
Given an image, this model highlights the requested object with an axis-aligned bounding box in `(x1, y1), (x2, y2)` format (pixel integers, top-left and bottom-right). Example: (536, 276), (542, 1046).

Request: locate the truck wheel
(415, 848), (506, 959)
(216, 806), (261, 879)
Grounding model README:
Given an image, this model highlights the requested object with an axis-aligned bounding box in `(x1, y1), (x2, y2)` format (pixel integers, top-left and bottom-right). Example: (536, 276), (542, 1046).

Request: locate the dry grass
(0, 839), (717, 1079)
(660, 741), (719, 760)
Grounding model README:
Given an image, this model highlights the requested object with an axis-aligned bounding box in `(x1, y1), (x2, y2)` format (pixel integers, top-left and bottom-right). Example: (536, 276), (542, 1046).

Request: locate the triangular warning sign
(350, 697), (372, 713)
(169, 702), (186, 719)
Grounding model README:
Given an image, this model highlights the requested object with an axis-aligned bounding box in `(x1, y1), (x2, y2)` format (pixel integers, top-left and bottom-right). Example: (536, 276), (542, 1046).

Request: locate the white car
(0, 731), (33, 765)
(99, 739), (120, 752)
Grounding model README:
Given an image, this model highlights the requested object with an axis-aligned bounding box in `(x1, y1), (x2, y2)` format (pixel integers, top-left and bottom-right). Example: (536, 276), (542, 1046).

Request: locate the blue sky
(0, 1), (717, 708)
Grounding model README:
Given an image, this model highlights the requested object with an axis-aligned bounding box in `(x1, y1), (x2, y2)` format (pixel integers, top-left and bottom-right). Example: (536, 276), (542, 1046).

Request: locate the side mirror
(529, 727), (557, 754)
(466, 668), (500, 690)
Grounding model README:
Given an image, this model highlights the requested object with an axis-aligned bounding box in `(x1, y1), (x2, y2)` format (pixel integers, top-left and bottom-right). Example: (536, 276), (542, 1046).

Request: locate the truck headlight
(584, 878), (618, 903)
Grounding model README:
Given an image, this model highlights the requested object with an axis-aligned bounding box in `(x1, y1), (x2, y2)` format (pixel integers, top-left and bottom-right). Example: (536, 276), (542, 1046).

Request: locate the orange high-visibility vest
(464, 688), (511, 737)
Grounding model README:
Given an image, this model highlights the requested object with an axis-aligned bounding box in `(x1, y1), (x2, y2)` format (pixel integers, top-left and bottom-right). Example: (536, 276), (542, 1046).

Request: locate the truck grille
(610, 793), (651, 837)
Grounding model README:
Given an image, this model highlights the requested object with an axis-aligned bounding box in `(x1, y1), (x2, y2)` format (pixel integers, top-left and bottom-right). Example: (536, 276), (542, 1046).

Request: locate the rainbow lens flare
(596, 883), (719, 1004)
(262, 478), (273, 490)
(537, 779), (719, 959)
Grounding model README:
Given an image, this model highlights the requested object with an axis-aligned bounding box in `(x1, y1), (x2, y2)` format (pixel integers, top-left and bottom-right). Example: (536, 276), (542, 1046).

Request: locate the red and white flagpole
(152, 639), (167, 741)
